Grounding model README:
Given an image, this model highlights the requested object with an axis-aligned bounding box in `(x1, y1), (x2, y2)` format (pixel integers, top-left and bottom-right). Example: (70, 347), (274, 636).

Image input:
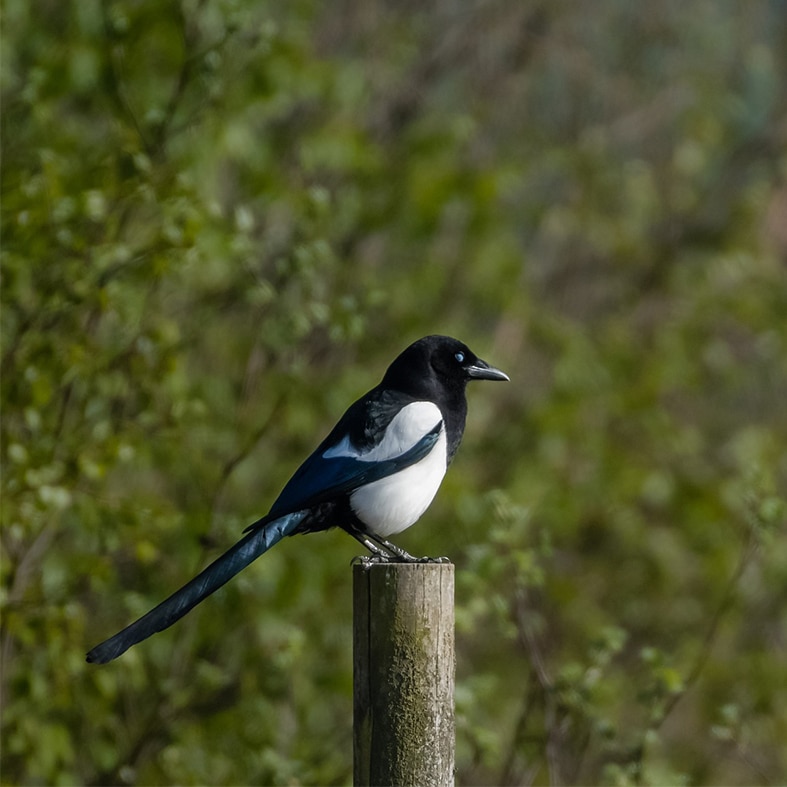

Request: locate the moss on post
(353, 562), (455, 787)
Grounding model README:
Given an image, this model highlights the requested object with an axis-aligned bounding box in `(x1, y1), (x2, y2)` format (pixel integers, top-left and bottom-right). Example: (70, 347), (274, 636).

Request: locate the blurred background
(2, 1), (786, 784)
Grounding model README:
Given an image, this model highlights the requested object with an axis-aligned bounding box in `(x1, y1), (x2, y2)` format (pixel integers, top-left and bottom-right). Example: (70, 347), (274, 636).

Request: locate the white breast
(325, 401), (447, 538)
(350, 429), (447, 537)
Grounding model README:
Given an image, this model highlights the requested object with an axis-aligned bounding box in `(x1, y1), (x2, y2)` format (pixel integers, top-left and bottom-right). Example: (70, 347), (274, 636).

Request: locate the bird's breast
(349, 426), (448, 538)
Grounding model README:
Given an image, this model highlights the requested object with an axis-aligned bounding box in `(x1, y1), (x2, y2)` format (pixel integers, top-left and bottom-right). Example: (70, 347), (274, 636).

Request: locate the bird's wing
(258, 400), (443, 522)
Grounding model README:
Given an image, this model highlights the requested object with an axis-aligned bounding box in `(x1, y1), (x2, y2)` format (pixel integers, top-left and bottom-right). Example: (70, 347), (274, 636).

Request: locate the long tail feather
(86, 511), (307, 664)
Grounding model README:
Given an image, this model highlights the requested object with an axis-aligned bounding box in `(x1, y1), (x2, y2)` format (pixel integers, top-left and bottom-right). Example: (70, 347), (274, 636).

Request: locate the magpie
(86, 335), (508, 663)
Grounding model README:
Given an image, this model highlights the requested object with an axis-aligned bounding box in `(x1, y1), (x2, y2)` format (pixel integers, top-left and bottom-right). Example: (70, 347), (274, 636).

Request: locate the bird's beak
(466, 358), (510, 382)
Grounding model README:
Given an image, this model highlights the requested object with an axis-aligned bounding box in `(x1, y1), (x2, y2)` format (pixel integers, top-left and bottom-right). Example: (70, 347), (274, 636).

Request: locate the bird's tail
(86, 510), (308, 664)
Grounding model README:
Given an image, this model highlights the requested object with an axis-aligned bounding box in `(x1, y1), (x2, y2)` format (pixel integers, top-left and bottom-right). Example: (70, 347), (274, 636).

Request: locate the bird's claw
(351, 554), (451, 566)
(411, 555), (450, 564)
(351, 554), (392, 568)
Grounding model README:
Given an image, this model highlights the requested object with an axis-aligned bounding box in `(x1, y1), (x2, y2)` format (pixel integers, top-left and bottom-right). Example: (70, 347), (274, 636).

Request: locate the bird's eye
(455, 351), (465, 363)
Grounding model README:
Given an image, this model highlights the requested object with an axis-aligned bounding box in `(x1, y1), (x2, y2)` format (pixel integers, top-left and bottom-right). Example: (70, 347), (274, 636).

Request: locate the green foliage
(2, 1), (786, 785)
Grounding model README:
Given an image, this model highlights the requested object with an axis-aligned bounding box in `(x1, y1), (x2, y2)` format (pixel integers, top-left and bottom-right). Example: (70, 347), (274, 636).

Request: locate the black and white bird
(87, 335), (508, 663)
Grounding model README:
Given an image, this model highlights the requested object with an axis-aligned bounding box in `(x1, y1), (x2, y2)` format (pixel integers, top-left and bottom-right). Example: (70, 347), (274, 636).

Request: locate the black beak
(466, 358), (510, 382)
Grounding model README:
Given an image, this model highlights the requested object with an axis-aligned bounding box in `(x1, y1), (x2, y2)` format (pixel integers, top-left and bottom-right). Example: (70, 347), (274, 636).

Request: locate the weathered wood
(353, 561), (455, 787)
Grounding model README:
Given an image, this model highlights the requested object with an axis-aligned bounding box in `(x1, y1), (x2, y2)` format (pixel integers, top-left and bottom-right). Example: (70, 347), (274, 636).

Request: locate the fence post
(353, 561), (455, 787)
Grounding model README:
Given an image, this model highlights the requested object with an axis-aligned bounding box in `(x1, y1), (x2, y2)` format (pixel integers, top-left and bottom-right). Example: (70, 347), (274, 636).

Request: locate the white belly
(349, 427), (447, 538)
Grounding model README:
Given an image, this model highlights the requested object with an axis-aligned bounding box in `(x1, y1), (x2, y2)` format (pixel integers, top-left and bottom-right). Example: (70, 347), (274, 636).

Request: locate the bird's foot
(352, 554), (389, 566)
(346, 527), (451, 565)
(404, 554), (451, 564)
(351, 553), (451, 566)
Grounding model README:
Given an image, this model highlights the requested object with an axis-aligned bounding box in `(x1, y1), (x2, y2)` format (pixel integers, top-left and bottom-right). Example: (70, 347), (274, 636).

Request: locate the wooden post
(353, 562), (455, 787)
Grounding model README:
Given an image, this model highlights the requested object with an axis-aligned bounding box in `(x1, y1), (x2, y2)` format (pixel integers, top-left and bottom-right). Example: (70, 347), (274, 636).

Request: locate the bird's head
(382, 335), (509, 397)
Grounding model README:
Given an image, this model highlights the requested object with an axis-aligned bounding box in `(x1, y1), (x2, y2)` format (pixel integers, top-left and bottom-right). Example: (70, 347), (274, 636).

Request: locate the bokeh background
(2, 1), (786, 785)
